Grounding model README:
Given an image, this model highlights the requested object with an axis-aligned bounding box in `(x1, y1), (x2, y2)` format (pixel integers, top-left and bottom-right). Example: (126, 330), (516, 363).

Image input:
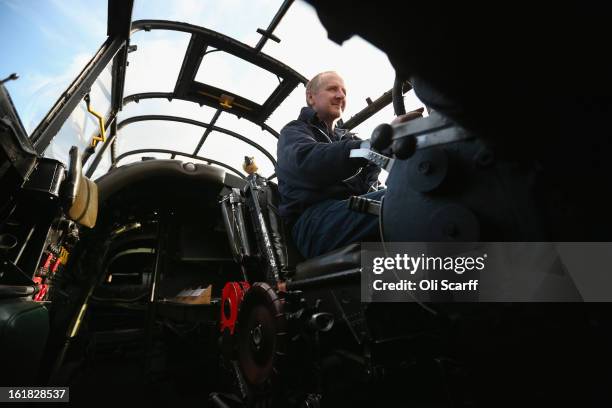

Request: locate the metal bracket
(349, 149), (394, 172)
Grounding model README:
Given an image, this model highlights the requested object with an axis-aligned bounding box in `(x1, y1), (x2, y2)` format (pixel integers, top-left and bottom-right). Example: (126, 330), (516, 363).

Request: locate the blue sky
(1, 0), (107, 132)
(0, 0), (290, 132)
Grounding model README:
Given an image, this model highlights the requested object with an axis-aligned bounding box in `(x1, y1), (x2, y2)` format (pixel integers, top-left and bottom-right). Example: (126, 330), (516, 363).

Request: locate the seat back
(260, 181), (303, 276)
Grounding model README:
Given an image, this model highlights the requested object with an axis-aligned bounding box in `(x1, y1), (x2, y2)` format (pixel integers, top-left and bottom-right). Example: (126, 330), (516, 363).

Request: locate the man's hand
(390, 107), (425, 125)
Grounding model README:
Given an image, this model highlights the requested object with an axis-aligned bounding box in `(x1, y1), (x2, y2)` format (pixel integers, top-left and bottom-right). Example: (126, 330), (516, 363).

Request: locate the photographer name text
(372, 279), (479, 291)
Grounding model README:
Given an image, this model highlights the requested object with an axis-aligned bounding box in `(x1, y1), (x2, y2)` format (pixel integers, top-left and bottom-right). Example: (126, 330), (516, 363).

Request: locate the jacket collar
(298, 106), (323, 126)
(298, 106), (337, 135)
(298, 106), (347, 138)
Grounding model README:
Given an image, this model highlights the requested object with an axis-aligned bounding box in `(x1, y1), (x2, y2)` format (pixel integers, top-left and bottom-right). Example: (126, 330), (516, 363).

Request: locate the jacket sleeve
(277, 121), (365, 186)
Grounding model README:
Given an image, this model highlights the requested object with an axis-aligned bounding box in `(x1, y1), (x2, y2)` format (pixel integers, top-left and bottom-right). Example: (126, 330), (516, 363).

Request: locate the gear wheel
(236, 282), (288, 391)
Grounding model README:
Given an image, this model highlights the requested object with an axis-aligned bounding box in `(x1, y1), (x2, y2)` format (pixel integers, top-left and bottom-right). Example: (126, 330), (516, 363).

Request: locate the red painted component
(34, 284), (48, 301)
(220, 281), (250, 335)
(42, 253), (54, 269)
(33, 277), (42, 285)
(51, 257), (62, 274)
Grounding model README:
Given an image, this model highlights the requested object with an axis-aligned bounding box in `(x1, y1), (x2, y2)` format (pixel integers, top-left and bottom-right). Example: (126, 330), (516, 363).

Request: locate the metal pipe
(114, 148), (246, 179)
(255, 0), (294, 52)
(342, 85), (411, 131)
(144, 209), (167, 375)
(193, 109), (221, 155)
(209, 393), (232, 408)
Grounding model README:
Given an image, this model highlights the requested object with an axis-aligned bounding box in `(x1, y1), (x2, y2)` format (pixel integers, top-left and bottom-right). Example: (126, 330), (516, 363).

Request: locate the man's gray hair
(305, 71), (339, 107)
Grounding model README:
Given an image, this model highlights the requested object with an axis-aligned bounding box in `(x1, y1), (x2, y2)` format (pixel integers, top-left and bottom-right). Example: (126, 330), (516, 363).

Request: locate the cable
(378, 195), (387, 253)
(91, 292), (147, 303)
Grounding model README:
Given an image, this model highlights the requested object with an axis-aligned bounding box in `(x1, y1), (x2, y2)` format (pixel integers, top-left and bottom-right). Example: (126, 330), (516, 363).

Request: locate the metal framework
(34, 0), (394, 181)
(115, 115), (277, 167)
(84, 6), (304, 178)
(121, 92), (280, 137)
(130, 19), (307, 126)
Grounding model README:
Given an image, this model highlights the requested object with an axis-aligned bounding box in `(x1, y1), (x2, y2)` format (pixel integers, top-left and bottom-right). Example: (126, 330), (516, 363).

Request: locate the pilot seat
(220, 173), (362, 286)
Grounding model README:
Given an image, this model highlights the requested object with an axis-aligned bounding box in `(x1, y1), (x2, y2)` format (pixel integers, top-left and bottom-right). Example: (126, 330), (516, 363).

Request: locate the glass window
(114, 120), (204, 159)
(195, 50), (281, 105)
(199, 131), (275, 178)
(85, 143), (113, 181)
(265, 84), (305, 134)
(131, 0), (283, 47)
(124, 30), (191, 96)
(0, 0), (107, 135)
(215, 113), (278, 160)
(120, 98), (218, 124)
(43, 59), (113, 166)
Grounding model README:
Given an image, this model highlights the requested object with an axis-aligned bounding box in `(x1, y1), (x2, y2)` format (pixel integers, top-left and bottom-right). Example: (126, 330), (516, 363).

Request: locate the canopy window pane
(43, 59), (113, 166)
(215, 113), (278, 159)
(124, 30), (191, 96)
(131, 0), (283, 46)
(85, 143), (112, 181)
(115, 121), (203, 157)
(195, 51), (280, 105)
(200, 131), (275, 178)
(121, 99), (218, 124)
(264, 85), (305, 134)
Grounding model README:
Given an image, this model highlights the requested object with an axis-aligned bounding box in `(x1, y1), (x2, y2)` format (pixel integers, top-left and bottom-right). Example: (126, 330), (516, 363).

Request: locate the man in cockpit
(276, 71), (422, 258)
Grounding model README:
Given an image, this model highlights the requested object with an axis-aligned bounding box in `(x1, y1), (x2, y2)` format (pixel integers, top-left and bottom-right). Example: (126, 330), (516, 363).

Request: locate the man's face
(307, 73), (347, 123)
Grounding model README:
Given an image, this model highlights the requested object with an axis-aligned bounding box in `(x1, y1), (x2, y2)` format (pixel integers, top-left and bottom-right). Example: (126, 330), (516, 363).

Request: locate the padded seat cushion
(294, 243), (361, 280)
(0, 299), (49, 385)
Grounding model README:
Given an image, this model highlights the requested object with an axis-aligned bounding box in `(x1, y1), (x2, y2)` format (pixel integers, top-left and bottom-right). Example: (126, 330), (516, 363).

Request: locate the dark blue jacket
(276, 106), (381, 222)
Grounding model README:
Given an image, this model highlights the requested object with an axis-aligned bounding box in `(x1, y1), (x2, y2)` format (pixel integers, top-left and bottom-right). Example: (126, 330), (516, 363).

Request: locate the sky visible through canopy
(0, 0), (425, 181)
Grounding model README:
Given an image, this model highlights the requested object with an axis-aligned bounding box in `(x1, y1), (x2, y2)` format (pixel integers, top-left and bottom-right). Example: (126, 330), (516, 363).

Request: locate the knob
(370, 123), (393, 152)
(392, 135), (417, 160)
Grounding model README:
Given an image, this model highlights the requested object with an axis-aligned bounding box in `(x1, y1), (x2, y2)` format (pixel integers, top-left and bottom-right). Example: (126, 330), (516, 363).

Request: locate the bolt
(418, 160), (432, 175)
(251, 324), (263, 350)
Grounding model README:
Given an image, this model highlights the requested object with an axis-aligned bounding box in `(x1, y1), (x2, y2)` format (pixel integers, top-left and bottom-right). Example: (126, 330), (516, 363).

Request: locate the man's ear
(306, 90), (314, 106)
